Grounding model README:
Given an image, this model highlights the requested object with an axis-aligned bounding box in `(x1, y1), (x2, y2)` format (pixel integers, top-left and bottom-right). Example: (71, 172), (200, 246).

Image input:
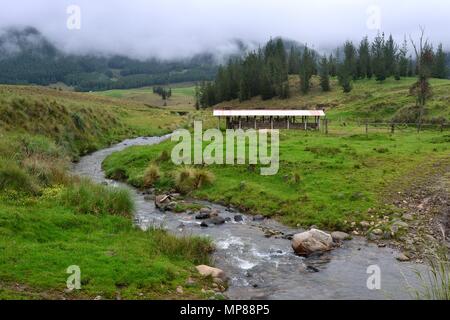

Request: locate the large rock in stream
(155, 194), (176, 211)
(196, 265), (227, 281)
(291, 229), (334, 256)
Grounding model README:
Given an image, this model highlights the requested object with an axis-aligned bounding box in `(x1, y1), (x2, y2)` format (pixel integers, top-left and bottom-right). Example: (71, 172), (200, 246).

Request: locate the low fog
(0, 0), (449, 59)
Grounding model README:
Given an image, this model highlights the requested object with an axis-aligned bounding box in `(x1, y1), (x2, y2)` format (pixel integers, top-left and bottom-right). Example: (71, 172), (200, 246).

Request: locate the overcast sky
(0, 0), (449, 59)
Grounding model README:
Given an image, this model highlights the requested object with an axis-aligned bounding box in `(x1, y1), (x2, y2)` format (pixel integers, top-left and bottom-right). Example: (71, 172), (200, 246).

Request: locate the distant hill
(0, 27), (219, 91)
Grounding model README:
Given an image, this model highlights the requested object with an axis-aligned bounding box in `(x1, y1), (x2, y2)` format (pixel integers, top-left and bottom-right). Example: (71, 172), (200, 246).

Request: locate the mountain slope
(0, 27), (218, 91)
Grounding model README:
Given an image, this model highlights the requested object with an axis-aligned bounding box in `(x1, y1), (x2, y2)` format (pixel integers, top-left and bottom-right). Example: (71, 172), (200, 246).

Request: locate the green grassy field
(96, 84), (196, 111)
(103, 127), (449, 230)
(0, 84), (214, 300)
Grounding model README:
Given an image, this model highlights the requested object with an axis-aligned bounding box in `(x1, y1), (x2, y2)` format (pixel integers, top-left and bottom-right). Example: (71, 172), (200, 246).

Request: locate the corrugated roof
(213, 109), (326, 117)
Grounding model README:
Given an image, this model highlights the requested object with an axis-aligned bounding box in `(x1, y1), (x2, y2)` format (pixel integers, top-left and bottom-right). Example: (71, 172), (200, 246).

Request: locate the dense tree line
(0, 27), (217, 91)
(199, 34), (449, 106)
(197, 38), (291, 107)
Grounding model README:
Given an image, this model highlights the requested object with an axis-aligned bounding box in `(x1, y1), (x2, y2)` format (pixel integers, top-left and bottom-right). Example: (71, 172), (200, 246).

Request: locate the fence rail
(322, 118), (449, 134)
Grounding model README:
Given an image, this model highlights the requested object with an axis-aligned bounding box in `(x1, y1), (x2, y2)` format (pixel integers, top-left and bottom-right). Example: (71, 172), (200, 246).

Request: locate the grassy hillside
(96, 84), (196, 111)
(0, 85), (186, 157)
(216, 76), (450, 123)
(0, 85), (215, 300)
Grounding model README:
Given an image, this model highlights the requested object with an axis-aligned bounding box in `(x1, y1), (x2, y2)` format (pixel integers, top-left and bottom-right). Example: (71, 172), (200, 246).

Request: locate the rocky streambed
(73, 135), (427, 300)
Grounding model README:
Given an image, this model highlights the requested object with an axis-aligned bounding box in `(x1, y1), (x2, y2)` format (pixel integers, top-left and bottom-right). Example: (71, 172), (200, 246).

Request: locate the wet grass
(0, 85), (213, 300)
(0, 189), (212, 300)
(103, 127), (450, 230)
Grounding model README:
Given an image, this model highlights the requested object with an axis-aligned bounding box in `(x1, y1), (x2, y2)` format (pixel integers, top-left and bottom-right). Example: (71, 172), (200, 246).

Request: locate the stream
(73, 135), (426, 300)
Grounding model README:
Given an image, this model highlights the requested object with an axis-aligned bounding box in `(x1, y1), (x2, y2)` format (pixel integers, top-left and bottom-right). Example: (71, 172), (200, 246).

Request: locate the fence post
(325, 118), (328, 135)
(391, 123), (395, 134)
(365, 119), (368, 136)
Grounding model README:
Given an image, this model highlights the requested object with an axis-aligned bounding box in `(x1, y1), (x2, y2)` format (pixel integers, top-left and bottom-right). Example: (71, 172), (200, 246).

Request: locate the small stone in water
(306, 265), (320, 273)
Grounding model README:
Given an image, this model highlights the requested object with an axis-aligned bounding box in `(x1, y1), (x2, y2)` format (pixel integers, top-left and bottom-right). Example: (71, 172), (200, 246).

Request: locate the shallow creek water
(73, 135), (426, 300)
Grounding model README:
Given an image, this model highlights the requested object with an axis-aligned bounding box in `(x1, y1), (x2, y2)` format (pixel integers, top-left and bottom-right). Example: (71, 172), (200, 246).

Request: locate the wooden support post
(287, 117), (290, 130)
(304, 117), (307, 130)
(218, 116), (220, 130)
(270, 117), (274, 130)
(239, 116), (242, 129)
(318, 117), (321, 131)
(325, 118), (328, 135)
(254, 117), (257, 130)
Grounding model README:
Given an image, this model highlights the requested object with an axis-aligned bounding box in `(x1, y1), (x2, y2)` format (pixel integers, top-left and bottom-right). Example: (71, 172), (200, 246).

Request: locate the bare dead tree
(409, 27), (433, 132)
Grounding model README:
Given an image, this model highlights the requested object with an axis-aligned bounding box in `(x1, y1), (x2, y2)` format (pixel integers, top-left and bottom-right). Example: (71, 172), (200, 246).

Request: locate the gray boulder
(292, 229), (333, 256)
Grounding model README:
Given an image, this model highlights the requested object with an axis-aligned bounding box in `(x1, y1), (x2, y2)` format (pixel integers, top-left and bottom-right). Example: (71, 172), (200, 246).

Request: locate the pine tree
(398, 38), (409, 78)
(288, 46), (301, 74)
(328, 54), (337, 77)
(384, 34), (398, 77)
(319, 56), (331, 92)
(372, 32), (387, 82)
(299, 45), (315, 94)
(433, 43), (448, 79)
(337, 60), (353, 93)
(343, 41), (357, 80)
(358, 37), (371, 79)
(260, 66), (274, 100)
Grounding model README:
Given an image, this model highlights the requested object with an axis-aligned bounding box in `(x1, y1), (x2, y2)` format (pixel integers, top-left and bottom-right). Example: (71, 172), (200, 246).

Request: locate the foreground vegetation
(0, 85), (215, 299)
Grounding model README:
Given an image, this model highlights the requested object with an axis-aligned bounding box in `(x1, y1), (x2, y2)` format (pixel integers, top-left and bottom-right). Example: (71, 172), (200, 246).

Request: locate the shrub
(60, 179), (134, 216)
(174, 167), (215, 194)
(0, 159), (39, 194)
(22, 155), (69, 186)
(157, 150), (170, 162)
(143, 164), (160, 188)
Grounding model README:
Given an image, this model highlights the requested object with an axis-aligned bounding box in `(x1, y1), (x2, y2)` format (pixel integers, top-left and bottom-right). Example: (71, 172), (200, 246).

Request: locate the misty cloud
(0, 0), (449, 59)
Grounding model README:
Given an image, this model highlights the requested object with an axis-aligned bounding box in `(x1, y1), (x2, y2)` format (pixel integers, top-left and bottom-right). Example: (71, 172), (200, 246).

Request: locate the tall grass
(412, 249), (450, 300)
(174, 167), (215, 194)
(149, 228), (213, 265)
(143, 164), (160, 188)
(60, 178), (134, 217)
(0, 159), (39, 194)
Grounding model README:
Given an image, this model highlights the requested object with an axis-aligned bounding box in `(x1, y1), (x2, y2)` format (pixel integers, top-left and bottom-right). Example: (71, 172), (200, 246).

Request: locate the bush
(60, 179), (134, 216)
(0, 159), (39, 194)
(174, 167), (215, 194)
(157, 150), (170, 162)
(22, 155), (69, 186)
(143, 164), (160, 188)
